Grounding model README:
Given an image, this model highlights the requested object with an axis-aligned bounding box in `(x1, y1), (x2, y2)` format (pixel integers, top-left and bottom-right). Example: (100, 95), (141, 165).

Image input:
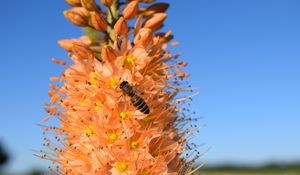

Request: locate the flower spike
(39, 0), (201, 174)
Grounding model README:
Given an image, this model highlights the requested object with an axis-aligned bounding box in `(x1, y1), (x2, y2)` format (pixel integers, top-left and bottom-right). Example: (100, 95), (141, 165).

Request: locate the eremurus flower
(37, 0), (201, 174)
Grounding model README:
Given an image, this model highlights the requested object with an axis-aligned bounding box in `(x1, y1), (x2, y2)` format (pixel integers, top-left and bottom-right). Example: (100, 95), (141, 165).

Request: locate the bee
(119, 81), (150, 114)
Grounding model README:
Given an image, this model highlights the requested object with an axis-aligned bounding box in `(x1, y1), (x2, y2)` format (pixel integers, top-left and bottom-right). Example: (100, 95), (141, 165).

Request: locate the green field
(198, 171), (300, 175)
(195, 164), (300, 175)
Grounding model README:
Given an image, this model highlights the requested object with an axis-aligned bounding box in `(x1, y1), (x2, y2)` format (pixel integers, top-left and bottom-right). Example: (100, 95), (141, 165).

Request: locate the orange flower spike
(63, 7), (90, 27)
(143, 13), (167, 30)
(123, 0), (139, 19)
(101, 45), (117, 62)
(90, 12), (107, 32)
(100, 0), (113, 7)
(65, 0), (82, 6)
(114, 17), (129, 35)
(40, 0), (199, 174)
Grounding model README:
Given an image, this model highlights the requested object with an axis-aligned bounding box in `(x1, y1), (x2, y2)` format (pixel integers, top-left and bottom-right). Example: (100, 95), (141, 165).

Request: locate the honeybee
(119, 81), (150, 114)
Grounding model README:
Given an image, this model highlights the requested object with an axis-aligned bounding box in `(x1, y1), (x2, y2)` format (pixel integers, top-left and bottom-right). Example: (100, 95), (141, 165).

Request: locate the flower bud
(100, 0), (113, 7)
(123, 1), (138, 19)
(101, 45), (117, 62)
(134, 28), (153, 46)
(126, 0), (153, 2)
(81, 0), (100, 12)
(143, 13), (167, 31)
(114, 17), (129, 35)
(79, 36), (93, 46)
(90, 12), (107, 31)
(65, 0), (82, 6)
(64, 7), (90, 27)
(72, 44), (94, 60)
(58, 39), (75, 52)
(143, 3), (169, 16)
(58, 37), (92, 52)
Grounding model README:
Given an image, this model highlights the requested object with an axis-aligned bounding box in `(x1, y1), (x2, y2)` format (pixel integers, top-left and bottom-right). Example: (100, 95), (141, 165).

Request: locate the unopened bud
(134, 28), (153, 46)
(127, 0), (154, 2)
(143, 13), (167, 30)
(90, 12), (107, 31)
(101, 45), (117, 62)
(114, 17), (129, 35)
(100, 0), (113, 7)
(143, 3), (169, 16)
(79, 36), (93, 45)
(65, 0), (82, 6)
(72, 44), (95, 59)
(58, 39), (75, 52)
(123, 1), (138, 19)
(58, 37), (92, 52)
(64, 7), (90, 27)
(81, 0), (100, 11)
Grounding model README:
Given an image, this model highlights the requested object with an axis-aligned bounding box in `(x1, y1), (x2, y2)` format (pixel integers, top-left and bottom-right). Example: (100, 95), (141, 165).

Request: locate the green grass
(195, 163), (300, 175)
(198, 171), (300, 175)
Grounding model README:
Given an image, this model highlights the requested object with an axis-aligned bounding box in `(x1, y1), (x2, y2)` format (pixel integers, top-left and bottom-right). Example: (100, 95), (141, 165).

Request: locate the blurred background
(0, 0), (299, 174)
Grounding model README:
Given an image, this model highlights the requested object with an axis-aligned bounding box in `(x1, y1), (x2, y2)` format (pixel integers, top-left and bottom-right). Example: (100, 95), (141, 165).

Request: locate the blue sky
(0, 0), (299, 173)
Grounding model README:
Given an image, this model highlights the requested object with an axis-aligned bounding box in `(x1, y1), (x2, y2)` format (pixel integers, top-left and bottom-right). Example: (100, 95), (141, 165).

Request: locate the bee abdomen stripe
(140, 103), (149, 112)
(142, 107), (150, 114)
(132, 96), (143, 106)
(137, 102), (146, 110)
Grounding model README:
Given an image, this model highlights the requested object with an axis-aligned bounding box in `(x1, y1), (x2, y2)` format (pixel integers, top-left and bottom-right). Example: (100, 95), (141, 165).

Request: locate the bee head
(120, 81), (128, 89)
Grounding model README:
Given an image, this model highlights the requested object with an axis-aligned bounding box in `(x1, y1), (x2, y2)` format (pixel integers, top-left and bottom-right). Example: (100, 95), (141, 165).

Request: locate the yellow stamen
(120, 111), (129, 120)
(95, 100), (102, 111)
(116, 161), (128, 173)
(107, 132), (118, 142)
(85, 126), (95, 137)
(110, 77), (119, 87)
(125, 54), (135, 66)
(130, 141), (139, 149)
(89, 72), (98, 85)
(143, 117), (153, 123)
(139, 170), (150, 175)
(79, 98), (88, 105)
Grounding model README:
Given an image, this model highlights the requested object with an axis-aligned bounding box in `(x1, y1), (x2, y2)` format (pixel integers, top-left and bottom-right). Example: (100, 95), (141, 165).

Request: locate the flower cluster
(37, 0), (200, 174)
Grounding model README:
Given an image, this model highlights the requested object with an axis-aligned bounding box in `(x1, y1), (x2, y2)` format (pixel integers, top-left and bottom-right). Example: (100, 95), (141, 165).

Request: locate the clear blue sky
(0, 0), (299, 173)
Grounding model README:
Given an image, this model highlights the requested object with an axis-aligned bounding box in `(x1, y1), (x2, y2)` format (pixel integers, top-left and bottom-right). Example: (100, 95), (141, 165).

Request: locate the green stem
(107, 0), (119, 45)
